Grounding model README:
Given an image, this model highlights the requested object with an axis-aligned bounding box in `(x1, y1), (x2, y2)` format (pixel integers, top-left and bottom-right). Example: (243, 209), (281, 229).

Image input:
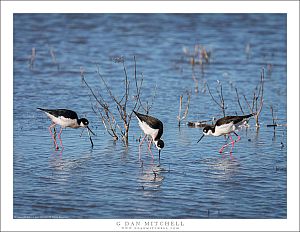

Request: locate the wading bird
(133, 110), (164, 160)
(197, 113), (255, 154)
(37, 108), (95, 150)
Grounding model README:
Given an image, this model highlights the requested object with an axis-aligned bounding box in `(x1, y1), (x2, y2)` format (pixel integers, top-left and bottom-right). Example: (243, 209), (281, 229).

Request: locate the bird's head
(155, 139), (164, 160)
(79, 118), (95, 136)
(203, 125), (214, 135)
(156, 139), (164, 150)
(79, 118), (89, 127)
(197, 125), (214, 143)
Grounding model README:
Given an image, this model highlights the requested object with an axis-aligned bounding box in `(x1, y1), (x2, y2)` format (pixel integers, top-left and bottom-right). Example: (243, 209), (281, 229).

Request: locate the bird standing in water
(37, 108), (95, 150)
(197, 113), (255, 154)
(133, 110), (164, 161)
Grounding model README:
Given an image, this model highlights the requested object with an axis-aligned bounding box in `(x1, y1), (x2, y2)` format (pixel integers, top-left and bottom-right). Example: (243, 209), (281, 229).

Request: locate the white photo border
(1, 1), (299, 231)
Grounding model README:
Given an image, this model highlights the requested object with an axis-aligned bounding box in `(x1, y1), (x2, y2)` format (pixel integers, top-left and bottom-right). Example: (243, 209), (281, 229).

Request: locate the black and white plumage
(37, 108), (95, 150)
(197, 113), (255, 154)
(133, 110), (164, 160)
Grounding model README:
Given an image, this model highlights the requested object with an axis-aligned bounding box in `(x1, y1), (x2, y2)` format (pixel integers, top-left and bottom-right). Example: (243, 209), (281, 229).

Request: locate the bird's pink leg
(234, 132), (241, 143)
(229, 132), (241, 156)
(229, 134), (235, 154)
(57, 127), (64, 151)
(48, 123), (59, 150)
(139, 134), (147, 160)
(219, 134), (236, 154)
(219, 136), (231, 153)
(219, 144), (228, 154)
(147, 139), (154, 160)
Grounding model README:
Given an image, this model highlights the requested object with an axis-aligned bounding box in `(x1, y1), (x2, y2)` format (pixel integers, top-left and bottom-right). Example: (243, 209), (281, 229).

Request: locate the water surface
(13, 13), (287, 219)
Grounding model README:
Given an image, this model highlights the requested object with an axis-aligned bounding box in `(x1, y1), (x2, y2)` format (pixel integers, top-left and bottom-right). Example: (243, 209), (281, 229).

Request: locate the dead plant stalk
(243, 68), (264, 127)
(177, 93), (191, 127)
(81, 56), (143, 145)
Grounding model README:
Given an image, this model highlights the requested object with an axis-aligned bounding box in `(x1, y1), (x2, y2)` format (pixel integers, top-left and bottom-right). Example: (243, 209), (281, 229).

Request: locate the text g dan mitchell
(116, 220), (184, 230)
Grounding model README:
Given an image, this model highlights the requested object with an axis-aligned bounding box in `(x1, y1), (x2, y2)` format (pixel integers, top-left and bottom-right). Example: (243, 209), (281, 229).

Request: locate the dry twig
(243, 68), (264, 127)
(235, 87), (245, 115)
(177, 92), (191, 127)
(206, 81), (226, 117)
(81, 56), (143, 145)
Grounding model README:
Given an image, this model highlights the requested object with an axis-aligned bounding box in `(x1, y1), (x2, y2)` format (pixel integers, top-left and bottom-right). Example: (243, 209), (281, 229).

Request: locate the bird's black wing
(37, 108), (78, 119)
(155, 123), (163, 140)
(133, 111), (163, 139)
(215, 114), (254, 126)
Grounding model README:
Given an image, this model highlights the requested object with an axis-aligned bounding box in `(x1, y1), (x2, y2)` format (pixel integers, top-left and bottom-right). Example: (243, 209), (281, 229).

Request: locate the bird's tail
(244, 112), (257, 118)
(37, 107), (45, 111)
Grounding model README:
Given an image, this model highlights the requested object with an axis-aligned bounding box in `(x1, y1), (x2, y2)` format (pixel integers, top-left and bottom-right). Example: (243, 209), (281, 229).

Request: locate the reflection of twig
(49, 47), (59, 70)
(177, 92), (191, 127)
(192, 67), (199, 93)
(183, 44), (211, 66)
(29, 47), (36, 70)
(245, 43), (251, 59)
(192, 73), (199, 93)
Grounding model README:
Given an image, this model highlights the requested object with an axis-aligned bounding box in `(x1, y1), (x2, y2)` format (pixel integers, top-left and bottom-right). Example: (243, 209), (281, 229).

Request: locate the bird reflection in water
(138, 163), (168, 195)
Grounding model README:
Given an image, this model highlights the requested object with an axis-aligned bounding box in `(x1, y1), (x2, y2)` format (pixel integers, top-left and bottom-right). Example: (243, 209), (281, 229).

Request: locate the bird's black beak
(158, 149), (161, 160)
(197, 134), (205, 143)
(87, 126), (96, 136)
(86, 126), (95, 148)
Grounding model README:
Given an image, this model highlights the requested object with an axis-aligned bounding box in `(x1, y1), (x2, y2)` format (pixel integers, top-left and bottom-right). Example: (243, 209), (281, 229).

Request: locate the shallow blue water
(13, 14), (286, 219)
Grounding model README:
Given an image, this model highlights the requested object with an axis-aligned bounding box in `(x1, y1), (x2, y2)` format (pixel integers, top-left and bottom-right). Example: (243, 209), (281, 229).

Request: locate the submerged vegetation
(80, 56), (158, 146)
(73, 42), (286, 149)
(28, 42), (286, 150)
(182, 43), (286, 151)
(80, 56), (142, 145)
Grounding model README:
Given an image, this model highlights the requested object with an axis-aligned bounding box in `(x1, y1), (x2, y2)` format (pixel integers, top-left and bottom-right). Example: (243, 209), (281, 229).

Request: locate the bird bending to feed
(133, 110), (164, 161)
(197, 113), (255, 154)
(37, 108), (95, 150)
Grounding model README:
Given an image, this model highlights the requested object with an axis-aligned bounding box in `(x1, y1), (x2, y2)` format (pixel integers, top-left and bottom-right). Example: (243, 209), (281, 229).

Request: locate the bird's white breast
(137, 119), (159, 140)
(46, 113), (79, 128)
(214, 122), (236, 136)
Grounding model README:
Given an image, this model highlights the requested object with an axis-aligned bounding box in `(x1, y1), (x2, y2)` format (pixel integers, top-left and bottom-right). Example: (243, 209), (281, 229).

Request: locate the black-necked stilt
(197, 113), (255, 154)
(133, 110), (164, 160)
(37, 108), (95, 150)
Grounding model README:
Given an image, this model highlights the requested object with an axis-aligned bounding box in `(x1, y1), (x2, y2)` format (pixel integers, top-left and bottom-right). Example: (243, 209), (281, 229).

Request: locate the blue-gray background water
(13, 14), (287, 219)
